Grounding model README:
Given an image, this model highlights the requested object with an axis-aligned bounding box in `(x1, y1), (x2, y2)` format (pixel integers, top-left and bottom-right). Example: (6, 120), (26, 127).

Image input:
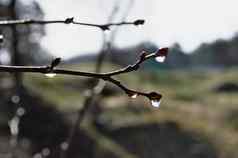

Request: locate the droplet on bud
(147, 92), (162, 108)
(45, 73), (56, 78)
(150, 99), (161, 108)
(155, 56), (166, 63)
(128, 92), (138, 99)
(155, 47), (168, 63)
(130, 93), (138, 99)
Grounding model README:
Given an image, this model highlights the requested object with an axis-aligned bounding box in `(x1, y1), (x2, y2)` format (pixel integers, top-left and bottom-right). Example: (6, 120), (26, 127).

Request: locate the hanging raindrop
(8, 116), (20, 136)
(150, 99), (161, 108)
(60, 142), (69, 151)
(42, 148), (51, 157)
(33, 153), (43, 158)
(155, 56), (166, 63)
(155, 47), (168, 63)
(130, 93), (138, 99)
(45, 73), (56, 78)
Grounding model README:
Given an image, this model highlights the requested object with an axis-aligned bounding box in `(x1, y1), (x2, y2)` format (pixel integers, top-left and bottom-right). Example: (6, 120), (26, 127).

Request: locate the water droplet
(16, 107), (25, 117)
(155, 56), (166, 63)
(11, 95), (20, 104)
(0, 49), (11, 65)
(42, 148), (51, 156)
(130, 93), (138, 99)
(33, 153), (43, 158)
(8, 116), (20, 136)
(0, 34), (3, 43)
(60, 142), (69, 151)
(45, 73), (56, 78)
(151, 99), (161, 108)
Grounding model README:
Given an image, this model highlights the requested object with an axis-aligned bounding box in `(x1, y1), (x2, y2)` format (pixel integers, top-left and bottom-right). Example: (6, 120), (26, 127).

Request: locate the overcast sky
(36, 0), (238, 59)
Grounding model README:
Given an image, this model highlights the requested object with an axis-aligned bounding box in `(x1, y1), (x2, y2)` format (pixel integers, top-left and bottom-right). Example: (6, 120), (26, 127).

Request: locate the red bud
(147, 92), (162, 100)
(156, 47), (169, 57)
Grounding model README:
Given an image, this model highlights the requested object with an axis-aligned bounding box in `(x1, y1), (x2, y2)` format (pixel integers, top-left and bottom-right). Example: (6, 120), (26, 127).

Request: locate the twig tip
(51, 57), (61, 69)
(100, 25), (110, 31)
(133, 19), (145, 26)
(65, 17), (74, 24)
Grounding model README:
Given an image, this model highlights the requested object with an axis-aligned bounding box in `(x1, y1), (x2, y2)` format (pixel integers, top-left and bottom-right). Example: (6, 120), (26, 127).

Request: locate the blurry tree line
(119, 34), (238, 69)
(190, 34), (238, 68)
(70, 34), (238, 70)
(152, 34), (238, 69)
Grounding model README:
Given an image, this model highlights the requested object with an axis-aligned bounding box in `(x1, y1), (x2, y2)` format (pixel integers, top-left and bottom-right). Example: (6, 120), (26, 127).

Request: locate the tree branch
(0, 48), (168, 103)
(0, 18), (145, 31)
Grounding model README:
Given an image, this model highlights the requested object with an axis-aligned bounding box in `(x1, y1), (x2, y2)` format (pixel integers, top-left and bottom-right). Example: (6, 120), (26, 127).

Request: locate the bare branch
(0, 48), (168, 102)
(0, 18), (145, 31)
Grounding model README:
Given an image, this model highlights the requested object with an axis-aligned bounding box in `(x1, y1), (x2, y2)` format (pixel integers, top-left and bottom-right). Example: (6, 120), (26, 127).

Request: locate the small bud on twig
(155, 47), (169, 63)
(127, 91), (138, 99)
(133, 19), (145, 26)
(140, 51), (148, 60)
(51, 58), (61, 69)
(46, 58), (61, 75)
(156, 47), (169, 57)
(100, 25), (110, 31)
(147, 92), (162, 100)
(147, 92), (162, 108)
(65, 17), (74, 24)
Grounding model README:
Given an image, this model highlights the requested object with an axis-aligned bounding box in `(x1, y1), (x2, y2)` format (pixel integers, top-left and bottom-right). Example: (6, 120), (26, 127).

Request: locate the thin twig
(0, 18), (145, 31)
(109, 0), (135, 47)
(0, 48), (168, 101)
(60, 4), (126, 157)
(95, 1), (120, 72)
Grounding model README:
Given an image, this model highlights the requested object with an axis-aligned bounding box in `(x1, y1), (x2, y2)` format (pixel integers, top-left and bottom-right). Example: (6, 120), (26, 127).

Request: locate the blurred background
(0, 0), (238, 158)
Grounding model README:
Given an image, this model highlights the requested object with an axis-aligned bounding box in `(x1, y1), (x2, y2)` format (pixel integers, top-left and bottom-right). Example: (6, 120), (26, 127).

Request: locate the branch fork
(0, 47), (168, 105)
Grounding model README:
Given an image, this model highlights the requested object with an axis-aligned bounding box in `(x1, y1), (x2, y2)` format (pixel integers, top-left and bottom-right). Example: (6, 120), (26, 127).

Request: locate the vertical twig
(60, 1), (137, 158)
(95, 1), (120, 73)
(9, 0), (21, 157)
(9, 0), (23, 91)
(107, 0), (135, 60)
(60, 2), (127, 158)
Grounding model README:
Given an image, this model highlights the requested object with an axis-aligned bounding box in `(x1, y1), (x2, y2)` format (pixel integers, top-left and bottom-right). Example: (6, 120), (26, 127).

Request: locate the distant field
(24, 65), (238, 157)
